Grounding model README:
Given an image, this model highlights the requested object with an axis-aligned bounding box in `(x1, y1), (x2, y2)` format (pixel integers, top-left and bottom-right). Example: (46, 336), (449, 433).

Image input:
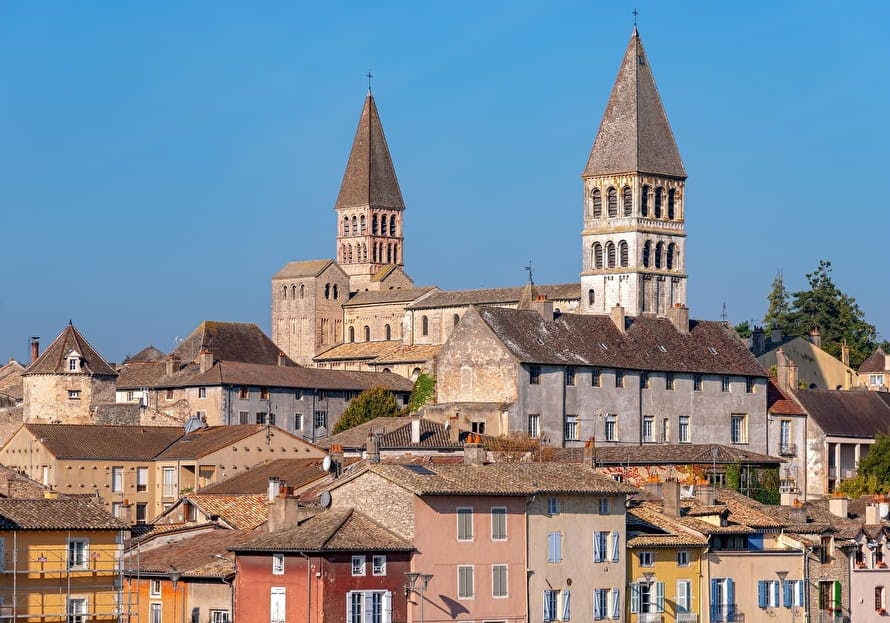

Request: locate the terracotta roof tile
(314, 341), (439, 365)
(767, 377), (806, 415)
(172, 321), (293, 367)
(859, 349), (888, 374)
(185, 494), (270, 530)
(124, 347), (166, 364)
(127, 527), (257, 577)
(556, 443), (781, 466)
(322, 417), (477, 451)
(181, 361), (414, 392)
(273, 259), (336, 279)
(24, 323), (117, 377)
(200, 459), (333, 495)
(22, 424), (182, 460)
(116, 362), (169, 389)
(407, 283), (580, 310)
(0, 498), (127, 530)
(155, 425), (298, 460)
(343, 287), (436, 307)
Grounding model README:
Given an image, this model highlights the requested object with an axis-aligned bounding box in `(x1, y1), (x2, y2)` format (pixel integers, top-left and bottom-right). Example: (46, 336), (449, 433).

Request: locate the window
(458, 565), (474, 599)
(598, 498), (610, 514)
(149, 603), (161, 623)
(721, 376), (731, 392)
(69, 358), (78, 371)
(666, 372), (675, 390)
(638, 551), (653, 567)
(622, 185), (632, 216)
(272, 553), (284, 575)
(544, 590), (559, 621)
(68, 539), (88, 569)
(136, 467), (148, 492)
(351, 555), (366, 576)
(384, 324), (392, 340)
(150, 579), (161, 597)
(588, 289), (595, 305)
(256, 412), (267, 425)
(564, 415), (579, 441)
(731, 414), (748, 444)
(348, 326), (355, 342)
(606, 242), (616, 267)
(547, 497), (560, 515)
(471, 421), (485, 434)
(270, 587), (286, 623)
(565, 367), (575, 386)
(126, 390), (135, 402)
(677, 551), (689, 566)
(757, 580), (780, 608)
(591, 188), (602, 218)
(678, 416), (690, 443)
(421, 315), (429, 336)
(876, 586), (885, 611)
(677, 580), (692, 613)
(871, 374), (886, 386)
(661, 418), (670, 442)
(604, 415), (617, 442)
(136, 503), (147, 525)
(239, 410), (250, 424)
(642, 416), (654, 442)
(347, 591), (389, 623)
(372, 555), (386, 576)
(591, 368), (601, 387)
(607, 187), (617, 217)
(457, 507), (473, 541)
(68, 390), (80, 400)
(594, 588), (608, 620)
(492, 564), (508, 598)
(209, 610), (229, 623)
(260, 387), (270, 400)
(363, 326), (370, 341)
(642, 240), (651, 267)
(111, 467), (123, 492)
(746, 377), (755, 393)
(529, 366), (541, 385)
(640, 371), (650, 389)
(198, 387), (206, 399)
(667, 189), (676, 219)
(547, 531), (562, 562)
(313, 411), (327, 429)
(294, 413), (303, 431)
(165, 388), (175, 400)
(162, 467), (176, 498)
(528, 414), (540, 438)
(112, 502), (122, 519)
(615, 370), (624, 388)
(593, 243), (603, 269)
(491, 508), (507, 541)
(593, 531), (607, 562)
(631, 581), (664, 615)
(317, 390), (327, 401)
(693, 374), (702, 391)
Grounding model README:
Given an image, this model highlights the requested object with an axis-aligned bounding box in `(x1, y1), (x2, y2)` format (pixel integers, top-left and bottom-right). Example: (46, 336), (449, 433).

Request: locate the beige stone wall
(23, 374), (116, 423)
(330, 470), (415, 541)
(344, 301), (407, 343)
(758, 338), (856, 390)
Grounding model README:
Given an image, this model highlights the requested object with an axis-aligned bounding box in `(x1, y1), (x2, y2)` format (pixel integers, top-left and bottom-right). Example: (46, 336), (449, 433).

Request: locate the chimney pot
(530, 298), (554, 322)
(30, 338), (40, 364)
(199, 348), (214, 373)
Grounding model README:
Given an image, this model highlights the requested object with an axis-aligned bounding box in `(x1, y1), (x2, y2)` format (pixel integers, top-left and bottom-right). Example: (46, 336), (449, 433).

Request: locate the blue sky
(1, 2), (888, 363)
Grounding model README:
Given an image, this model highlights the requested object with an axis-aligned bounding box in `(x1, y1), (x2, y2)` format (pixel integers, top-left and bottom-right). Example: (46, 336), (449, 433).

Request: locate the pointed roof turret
(334, 94), (405, 211)
(23, 323), (117, 377)
(584, 29), (686, 179)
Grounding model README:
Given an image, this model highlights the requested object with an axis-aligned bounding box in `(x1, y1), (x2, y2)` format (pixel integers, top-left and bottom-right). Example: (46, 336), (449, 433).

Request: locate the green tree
(784, 260), (877, 368)
(332, 386), (401, 434)
(405, 373), (436, 414)
(734, 320), (752, 339)
(837, 434), (890, 496)
(763, 271), (792, 333)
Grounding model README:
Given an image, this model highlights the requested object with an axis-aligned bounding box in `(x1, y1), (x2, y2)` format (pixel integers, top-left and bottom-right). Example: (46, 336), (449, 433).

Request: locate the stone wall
(331, 470), (415, 540)
(24, 374), (116, 423)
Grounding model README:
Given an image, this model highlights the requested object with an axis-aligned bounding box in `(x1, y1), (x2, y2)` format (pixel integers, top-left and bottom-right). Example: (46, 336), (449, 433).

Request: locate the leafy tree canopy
(734, 320), (752, 339)
(332, 386), (402, 434)
(763, 271), (792, 333)
(837, 434), (890, 497)
(405, 372), (436, 414)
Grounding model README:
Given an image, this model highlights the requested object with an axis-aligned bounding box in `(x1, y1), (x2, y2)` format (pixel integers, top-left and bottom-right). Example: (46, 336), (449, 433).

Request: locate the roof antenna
(721, 302), (728, 323)
(366, 69), (373, 94)
(524, 260), (534, 286)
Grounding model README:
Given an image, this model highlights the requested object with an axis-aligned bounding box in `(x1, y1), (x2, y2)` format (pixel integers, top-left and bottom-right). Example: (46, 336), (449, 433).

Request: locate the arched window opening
(384, 324), (392, 340)
(593, 243), (603, 269)
(371, 244), (377, 263)
(654, 188), (663, 219)
(421, 315), (429, 336)
(607, 187), (618, 218)
(381, 215), (388, 236)
(641, 185), (650, 217)
(588, 289), (595, 305)
(351, 216), (358, 235)
(386, 244), (392, 263)
(655, 242), (664, 269)
(619, 240), (629, 267)
(372, 214), (378, 235)
(348, 326), (355, 342)
(300, 284), (305, 299)
(668, 189), (676, 220)
(591, 189), (602, 218)
(394, 244), (399, 264)
(453, 313), (460, 327)
(281, 285), (287, 300)
(342, 217), (349, 236)
(666, 243), (675, 270)
(347, 245), (353, 263)
(324, 284), (331, 299)
(622, 186), (632, 216)
(333, 284), (339, 300)
(411, 367), (422, 381)
(390, 215), (397, 237)
(363, 326), (371, 341)
(606, 242), (616, 268)
(291, 285), (296, 299)
(643, 241), (651, 267)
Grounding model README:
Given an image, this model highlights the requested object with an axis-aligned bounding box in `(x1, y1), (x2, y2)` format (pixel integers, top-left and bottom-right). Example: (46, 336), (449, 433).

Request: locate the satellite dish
(319, 491), (332, 508)
(322, 455), (332, 472)
(868, 541), (877, 550)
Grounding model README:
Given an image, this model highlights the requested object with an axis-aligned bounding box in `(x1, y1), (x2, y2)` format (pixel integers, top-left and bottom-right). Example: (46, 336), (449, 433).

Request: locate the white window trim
(457, 565), (474, 600)
(351, 555), (366, 576)
(68, 538), (89, 570)
(639, 551), (653, 567)
(272, 553), (284, 575)
(491, 507), (507, 541)
(372, 555), (386, 576)
(149, 579), (161, 598)
(456, 507), (474, 541)
(491, 563), (508, 598)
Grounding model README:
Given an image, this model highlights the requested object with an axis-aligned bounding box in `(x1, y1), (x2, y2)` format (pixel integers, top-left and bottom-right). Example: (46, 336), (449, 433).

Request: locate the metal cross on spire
(366, 70), (373, 93)
(632, 8), (639, 27)
(524, 261), (534, 286)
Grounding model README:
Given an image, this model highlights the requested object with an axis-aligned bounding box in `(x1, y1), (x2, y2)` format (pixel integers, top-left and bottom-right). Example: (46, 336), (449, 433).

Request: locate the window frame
(149, 579), (161, 597)
(457, 507), (474, 541)
(677, 550), (690, 566)
(351, 555), (366, 576)
(730, 414), (748, 444)
(615, 369), (624, 388)
(111, 466), (124, 493)
(638, 551), (654, 567)
(547, 497), (560, 515)
(372, 555), (386, 576)
(272, 553), (284, 576)
(492, 564), (508, 598)
(528, 414), (540, 438)
(591, 368), (601, 387)
(457, 565), (475, 599)
(67, 538), (89, 570)
(693, 374), (703, 391)
(678, 416), (690, 443)
(722, 375), (731, 392)
(604, 415), (617, 442)
(529, 365), (541, 385)
(491, 507), (507, 541)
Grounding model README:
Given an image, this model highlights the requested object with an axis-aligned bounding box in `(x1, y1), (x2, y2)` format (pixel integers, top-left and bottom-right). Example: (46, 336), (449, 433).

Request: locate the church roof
(273, 259), (336, 279)
(171, 321), (292, 367)
(406, 283), (580, 310)
(23, 323), (117, 377)
(334, 94), (405, 211)
(583, 29), (686, 179)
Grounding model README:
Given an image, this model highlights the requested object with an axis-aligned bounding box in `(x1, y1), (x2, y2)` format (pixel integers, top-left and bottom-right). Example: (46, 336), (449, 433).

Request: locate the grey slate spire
(334, 93), (405, 211)
(583, 29), (686, 179)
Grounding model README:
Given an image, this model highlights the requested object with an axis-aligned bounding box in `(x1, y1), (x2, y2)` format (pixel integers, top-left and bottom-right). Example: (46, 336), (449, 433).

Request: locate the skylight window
(708, 347), (718, 355)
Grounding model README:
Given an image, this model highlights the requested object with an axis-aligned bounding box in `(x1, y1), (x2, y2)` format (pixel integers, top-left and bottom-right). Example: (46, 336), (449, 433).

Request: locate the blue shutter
(611, 588), (620, 620)
(655, 581), (664, 613)
(783, 580), (792, 608)
(727, 579), (735, 620)
(593, 532), (602, 562)
(772, 581), (780, 608)
(562, 589), (571, 621)
(631, 583), (640, 614)
(593, 590), (602, 620)
(544, 590), (553, 621)
(758, 581), (767, 608)
(611, 531), (620, 562)
(710, 580), (719, 622)
(749, 533), (763, 550)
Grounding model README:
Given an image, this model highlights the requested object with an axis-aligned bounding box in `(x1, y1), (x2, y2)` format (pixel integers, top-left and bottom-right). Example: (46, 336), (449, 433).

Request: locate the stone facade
(329, 470), (416, 541)
(23, 372), (116, 423)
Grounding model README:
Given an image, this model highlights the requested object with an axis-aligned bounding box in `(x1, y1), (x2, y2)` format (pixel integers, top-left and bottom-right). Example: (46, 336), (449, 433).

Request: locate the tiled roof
(116, 362), (168, 389)
(626, 502), (709, 548)
(583, 29), (686, 178)
(0, 464), (51, 499)
(233, 507), (412, 552)
(0, 498), (127, 530)
(314, 341), (439, 365)
(703, 489), (786, 529)
(407, 283), (580, 310)
(22, 424), (182, 460)
(767, 377), (806, 415)
(172, 321), (293, 367)
(322, 417), (475, 451)
(182, 361), (414, 392)
(199, 459), (333, 495)
(273, 259), (336, 279)
(185, 494), (270, 530)
(859, 349), (888, 374)
(0, 360), (24, 401)
(474, 307), (767, 376)
(344, 287), (436, 307)
(334, 94), (405, 211)
(124, 347), (166, 364)
(568, 444), (781, 466)
(350, 462), (637, 496)
(793, 389), (890, 437)
(155, 425), (297, 460)
(127, 527), (257, 577)
(373, 344), (441, 365)
(24, 323), (117, 377)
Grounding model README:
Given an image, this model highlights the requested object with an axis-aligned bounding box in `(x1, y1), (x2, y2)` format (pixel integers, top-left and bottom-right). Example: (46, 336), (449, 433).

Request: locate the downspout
(638, 370), (644, 446)
(562, 366), (568, 449)
(299, 552), (311, 623)
(526, 495), (535, 623)
(699, 545), (709, 623)
(803, 546), (813, 623)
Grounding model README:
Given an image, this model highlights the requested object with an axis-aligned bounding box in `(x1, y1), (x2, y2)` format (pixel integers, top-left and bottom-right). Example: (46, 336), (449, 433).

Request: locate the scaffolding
(0, 530), (138, 623)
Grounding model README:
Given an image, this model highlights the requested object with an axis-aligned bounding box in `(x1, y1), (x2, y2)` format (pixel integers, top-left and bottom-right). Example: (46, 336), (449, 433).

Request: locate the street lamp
(169, 569), (182, 623)
(405, 571), (433, 623)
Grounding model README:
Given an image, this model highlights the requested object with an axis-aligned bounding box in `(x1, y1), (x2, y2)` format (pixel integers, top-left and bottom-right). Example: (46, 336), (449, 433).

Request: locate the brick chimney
(610, 305), (626, 334)
(267, 494), (318, 533)
(809, 327), (822, 349)
(30, 337), (40, 363)
(775, 348), (798, 391)
(789, 499), (808, 524)
(667, 304), (690, 335)
(199, 348), (214, 373)
(365, 433), (380, 463)
(695, 484), (716, 506)
(531, 296), (554, 322)
(166, 354), (181, 376)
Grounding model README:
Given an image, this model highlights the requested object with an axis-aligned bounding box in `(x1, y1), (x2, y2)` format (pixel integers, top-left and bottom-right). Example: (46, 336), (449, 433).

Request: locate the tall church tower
(580, 29), (687, 317)
(334, 92), (406, 290)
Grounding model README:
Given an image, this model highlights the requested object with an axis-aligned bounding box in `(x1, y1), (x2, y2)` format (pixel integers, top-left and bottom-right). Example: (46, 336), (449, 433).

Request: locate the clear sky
(1, 2), (888, 364)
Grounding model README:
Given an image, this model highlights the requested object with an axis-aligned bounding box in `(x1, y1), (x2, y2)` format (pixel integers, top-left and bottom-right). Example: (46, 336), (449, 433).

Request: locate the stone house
(766, 374), (809, 500)
(752, 327), (857, 390)
(858, 348), (890, 391)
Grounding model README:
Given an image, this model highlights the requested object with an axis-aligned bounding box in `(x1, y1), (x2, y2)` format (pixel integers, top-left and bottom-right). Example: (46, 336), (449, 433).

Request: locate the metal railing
(779, 442), (797, 456)
(676, 614), (698, 623)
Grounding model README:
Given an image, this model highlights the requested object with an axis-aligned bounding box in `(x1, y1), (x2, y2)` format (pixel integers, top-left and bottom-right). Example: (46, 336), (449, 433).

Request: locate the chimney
(695, 484), (716, 506)
(790, 499), (808, 524)
(166, 355), (181, 376)
(829, 494), (849, 519)
(775, 348), (798, 391)
(531, 296), (554, 322)
(411, 418), (421, 444)
(267, 495), (318, 533)
(642, 480), (662, 500)
(277, 352), (288, 367)
(365, 433), (380, 463)
(30, 337), (40, 363)
(329, 444), (344, 473)
(199, 348), (214, 373)
(267, 477), (281, 503)
(663, 478), (681, 517)
(770, 327), (783, 345)
(809, 327), (822, 349)
(610, 305), (626, 334)
(463, 435), (485, 466)
(841, 342), (850, 367)
(866, 504), (881, 525)
(752, 326), (765, 356)
(667, 304), (689, 335)
(583, 438), (595, 464)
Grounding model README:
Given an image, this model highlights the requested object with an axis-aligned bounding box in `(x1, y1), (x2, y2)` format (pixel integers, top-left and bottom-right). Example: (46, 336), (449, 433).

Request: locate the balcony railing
(710, 604), (742, 622)
(638, 614), (663, 623)
(779, 442), (797, 456)
(676, 614), (698, 623)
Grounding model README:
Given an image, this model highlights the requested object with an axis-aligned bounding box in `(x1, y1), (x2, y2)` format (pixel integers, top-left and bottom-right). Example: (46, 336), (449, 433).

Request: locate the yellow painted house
(0, 496), (129, 623)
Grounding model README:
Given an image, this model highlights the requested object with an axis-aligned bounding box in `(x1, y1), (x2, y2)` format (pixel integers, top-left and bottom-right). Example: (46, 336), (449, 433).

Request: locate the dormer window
(66, 351), (83, 373)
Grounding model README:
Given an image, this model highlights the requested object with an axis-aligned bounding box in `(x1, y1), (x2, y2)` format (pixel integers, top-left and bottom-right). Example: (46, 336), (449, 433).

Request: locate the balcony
(638, 614), (663, 623)
(779, 442), (797, 456)
(710, 605), (742, 622)
(676, 614), (698, 623)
